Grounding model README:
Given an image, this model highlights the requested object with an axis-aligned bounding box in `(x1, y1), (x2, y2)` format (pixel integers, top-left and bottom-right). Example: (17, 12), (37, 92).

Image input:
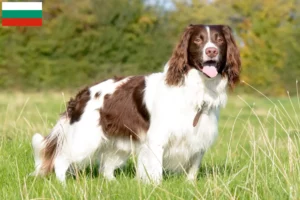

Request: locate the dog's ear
(166, 25), (193, 86)
(222, 25), (241, 89)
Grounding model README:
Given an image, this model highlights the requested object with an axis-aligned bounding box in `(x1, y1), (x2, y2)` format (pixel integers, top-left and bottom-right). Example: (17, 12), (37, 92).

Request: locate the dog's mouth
(197, 61), (218, 78)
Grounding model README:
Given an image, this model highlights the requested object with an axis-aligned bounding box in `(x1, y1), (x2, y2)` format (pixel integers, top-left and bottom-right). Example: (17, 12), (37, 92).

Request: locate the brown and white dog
(32, 24), (241, 184)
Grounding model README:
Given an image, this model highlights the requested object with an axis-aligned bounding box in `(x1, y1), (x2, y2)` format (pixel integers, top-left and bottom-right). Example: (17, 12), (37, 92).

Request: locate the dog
(32, 24), (241, 184)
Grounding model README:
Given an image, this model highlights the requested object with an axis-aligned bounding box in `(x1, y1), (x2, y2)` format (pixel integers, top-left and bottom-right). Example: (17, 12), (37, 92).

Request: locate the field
(1, 90), (300, 199)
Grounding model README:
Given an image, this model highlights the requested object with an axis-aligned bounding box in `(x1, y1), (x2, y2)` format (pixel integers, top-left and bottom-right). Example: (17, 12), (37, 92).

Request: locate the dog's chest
(163, 129), (201, 171)
(162, 108), (218, 171)
(145, 71), (227, 171)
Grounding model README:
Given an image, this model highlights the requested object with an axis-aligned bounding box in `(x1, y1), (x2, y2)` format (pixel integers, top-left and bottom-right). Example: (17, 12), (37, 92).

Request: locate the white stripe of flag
(2, 2), (42, 10)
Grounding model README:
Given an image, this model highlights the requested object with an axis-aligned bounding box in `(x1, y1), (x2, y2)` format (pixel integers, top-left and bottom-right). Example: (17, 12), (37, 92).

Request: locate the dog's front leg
(186, 150), (205, 182)
(137, 140), (164, 184)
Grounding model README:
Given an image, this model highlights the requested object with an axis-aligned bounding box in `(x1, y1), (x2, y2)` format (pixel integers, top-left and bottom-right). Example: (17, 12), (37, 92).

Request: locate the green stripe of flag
(2, 10), (42, 18)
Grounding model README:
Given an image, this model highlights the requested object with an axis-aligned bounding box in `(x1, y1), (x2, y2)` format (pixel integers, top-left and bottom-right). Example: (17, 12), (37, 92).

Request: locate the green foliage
(0, 0), (172, 90)
(226, 0), (297, 95)
(0, 0), (300, 95)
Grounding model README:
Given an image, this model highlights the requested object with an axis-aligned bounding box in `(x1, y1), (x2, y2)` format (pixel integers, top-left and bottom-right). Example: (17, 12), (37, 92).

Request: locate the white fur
(137, 67), (227, 183)
(203, 26), (219, 62)
(32, 64), (228, 184)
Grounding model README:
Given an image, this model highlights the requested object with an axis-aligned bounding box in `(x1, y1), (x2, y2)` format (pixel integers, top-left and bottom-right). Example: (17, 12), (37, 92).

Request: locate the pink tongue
(202, 66), (218, 78)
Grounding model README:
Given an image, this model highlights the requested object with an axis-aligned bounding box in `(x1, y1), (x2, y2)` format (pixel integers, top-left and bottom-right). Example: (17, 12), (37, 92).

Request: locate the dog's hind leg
(54, 154), (70, 183)
(99, 151), (130, 180)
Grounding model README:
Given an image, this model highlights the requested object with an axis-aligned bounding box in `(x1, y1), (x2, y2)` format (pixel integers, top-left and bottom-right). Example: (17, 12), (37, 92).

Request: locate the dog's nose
(205, 47), (218, 58)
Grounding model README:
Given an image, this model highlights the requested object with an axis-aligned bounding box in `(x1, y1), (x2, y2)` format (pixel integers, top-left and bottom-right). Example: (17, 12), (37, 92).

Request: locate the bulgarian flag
(2, 2), (42, 26)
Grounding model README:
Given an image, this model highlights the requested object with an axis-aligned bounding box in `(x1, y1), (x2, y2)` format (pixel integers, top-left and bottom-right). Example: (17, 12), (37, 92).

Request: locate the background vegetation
(1, 0), (300, 95)
(1, 1), (300, 199)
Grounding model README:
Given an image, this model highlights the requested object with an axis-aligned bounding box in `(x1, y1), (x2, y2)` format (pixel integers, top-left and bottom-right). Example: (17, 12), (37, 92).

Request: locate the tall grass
(0, 83), (300, 199)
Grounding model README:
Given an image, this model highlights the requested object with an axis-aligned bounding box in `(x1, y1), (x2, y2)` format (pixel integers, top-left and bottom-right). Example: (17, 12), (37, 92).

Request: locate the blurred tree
(281, 1), (300, 93)
(0, 0), (300, 95)
(223, 0), (297, 95)
(0, 0), (171, 90)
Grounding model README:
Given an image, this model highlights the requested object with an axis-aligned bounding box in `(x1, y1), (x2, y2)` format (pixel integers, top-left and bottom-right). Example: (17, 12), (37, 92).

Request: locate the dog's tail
(32, 114), (69, 176)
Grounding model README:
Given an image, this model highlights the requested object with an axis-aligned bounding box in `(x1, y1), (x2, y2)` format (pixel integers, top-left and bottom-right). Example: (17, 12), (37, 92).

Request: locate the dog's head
(166, 24), (241, 89)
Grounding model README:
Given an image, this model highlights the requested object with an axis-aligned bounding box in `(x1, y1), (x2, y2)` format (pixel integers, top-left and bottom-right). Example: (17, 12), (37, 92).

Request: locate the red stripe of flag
(2, 18), (42, 26)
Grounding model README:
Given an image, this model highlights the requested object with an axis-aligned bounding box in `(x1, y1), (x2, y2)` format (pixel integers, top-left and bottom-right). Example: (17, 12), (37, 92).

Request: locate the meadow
(1, 85), (300, 199)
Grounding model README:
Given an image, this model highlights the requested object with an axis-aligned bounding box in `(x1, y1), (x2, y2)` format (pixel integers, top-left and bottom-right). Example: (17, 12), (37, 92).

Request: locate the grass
(1, 88), (300, 199)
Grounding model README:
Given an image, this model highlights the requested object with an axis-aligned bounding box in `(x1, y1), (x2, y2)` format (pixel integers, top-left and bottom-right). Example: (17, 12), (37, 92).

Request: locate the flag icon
(2, 2), (42, 26)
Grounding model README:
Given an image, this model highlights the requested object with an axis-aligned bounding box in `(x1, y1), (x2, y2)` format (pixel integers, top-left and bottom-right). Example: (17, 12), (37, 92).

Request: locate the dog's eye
(217, 38), (224, 43)
(194, 37), (202, 44)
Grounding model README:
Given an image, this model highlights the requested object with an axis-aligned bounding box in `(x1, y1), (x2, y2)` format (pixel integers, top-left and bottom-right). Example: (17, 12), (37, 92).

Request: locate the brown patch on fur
(95, 92), (101, 99)
(100, 76), (150, 140)
(67, 87), (91, 124)
(222, 26), (241, 89)
(40, 135), (58, 175)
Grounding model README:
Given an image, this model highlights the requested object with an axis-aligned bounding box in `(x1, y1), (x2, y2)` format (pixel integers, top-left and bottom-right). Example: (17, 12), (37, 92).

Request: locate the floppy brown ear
(166, 25), (193, 86)
(223, 25), (241, 89)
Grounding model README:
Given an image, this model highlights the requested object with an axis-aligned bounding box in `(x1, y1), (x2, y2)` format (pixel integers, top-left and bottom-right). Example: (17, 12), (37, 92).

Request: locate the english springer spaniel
(32, 24), (241, 184)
